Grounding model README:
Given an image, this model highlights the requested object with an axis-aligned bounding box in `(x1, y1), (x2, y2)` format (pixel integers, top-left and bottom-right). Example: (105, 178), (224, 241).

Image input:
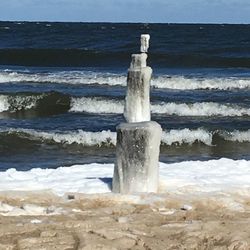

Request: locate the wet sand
(0, 191), (250, 250)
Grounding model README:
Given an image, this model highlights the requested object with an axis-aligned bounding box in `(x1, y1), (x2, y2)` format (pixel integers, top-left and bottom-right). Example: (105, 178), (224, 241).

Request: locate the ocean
(0, 21), (250, 172)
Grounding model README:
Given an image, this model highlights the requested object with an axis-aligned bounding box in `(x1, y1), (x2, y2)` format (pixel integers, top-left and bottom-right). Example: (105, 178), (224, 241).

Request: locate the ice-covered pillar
(140, 34), (150, 53)
(124, 36), (152, 122)
(113, 121), (161, 193)
(113, 34), (162, 194)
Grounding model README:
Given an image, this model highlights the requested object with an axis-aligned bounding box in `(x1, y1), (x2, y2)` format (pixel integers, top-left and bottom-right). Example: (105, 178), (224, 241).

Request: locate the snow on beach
(1, 158), (250, 197)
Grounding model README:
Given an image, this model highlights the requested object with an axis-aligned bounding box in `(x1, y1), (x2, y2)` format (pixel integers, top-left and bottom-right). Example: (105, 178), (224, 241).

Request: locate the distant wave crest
(1, 70), (250, 90)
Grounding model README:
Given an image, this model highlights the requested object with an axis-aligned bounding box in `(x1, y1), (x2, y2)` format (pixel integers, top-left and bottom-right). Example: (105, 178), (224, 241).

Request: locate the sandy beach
(0, 22), (250, 250)
(1, 190), (250, 250)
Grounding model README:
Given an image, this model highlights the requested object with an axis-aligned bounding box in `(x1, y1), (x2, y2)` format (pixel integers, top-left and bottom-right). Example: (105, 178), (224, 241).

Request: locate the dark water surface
(0, 22), (249, 170)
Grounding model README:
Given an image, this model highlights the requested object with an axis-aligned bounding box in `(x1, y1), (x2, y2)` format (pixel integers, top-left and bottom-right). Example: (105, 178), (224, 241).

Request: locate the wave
(1, 70), (250, 90)
(1, 92), (249, 117)
(70, 97), (124, 113)
(0, 95), (9, 112)
(152, 102), (250, 116)
(221, 129), (250, 143)
(151, 76), (250, 90)
(71, 97), (250, 117)
(0, 92), (70, 117)
(1, 128), (250, 149)
(0, 128), (116, 147)
(0, 70), (126, 86)
(163, 129), (250, 145)
(161, 128), (213, 146)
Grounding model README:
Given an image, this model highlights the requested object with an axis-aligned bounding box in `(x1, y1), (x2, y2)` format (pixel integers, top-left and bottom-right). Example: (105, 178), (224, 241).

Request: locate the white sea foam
(1, 92), (248, 117)
(1, 159), (250, 196)
(0, 95), (9, 112)
(152, 75), (250, 90)
(0, 71), (127, 86)
(0, 94), (43, 112)
(1, 70), (250, 90)
(222, 129), (250, 143)
(6, 128), (117, 146)
(161, 128), (213, 146)
(70, 97), (124, 113)
(0, 128), (214, 146)
(2, 127), (250, 146)
(152, 102), (250, 116)
(70, 97), (249, 117)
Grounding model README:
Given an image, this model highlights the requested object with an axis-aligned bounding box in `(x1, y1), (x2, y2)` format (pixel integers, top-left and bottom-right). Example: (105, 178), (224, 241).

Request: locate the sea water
(0, 22), (250, 172)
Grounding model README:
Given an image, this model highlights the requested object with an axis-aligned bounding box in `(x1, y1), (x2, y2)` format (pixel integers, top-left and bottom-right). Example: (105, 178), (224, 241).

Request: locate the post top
(140, 34), (150, 53)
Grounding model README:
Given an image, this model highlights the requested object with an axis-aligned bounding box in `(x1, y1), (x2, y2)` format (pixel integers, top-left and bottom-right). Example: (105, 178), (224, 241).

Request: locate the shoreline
(1, 158), (250, 248)
(1, 190), (250, 249)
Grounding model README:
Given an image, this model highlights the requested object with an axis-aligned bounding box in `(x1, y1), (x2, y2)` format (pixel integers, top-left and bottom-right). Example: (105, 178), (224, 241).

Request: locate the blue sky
(0, 0), (250, 23)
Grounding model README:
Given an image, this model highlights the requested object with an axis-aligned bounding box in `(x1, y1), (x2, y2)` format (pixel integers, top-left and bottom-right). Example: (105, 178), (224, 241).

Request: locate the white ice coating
(124, 54), (152, 122)
(113, 121), (162, 194)
(140, 34), (150, 53)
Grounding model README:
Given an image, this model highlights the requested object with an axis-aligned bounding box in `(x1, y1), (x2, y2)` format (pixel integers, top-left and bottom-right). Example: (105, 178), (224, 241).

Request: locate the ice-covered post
(124, 35), (152, 122)
(113, 34), (162, 194)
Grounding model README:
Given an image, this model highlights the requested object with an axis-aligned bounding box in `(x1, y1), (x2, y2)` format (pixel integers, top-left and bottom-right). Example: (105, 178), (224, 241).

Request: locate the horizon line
(0, 20), (250, 25)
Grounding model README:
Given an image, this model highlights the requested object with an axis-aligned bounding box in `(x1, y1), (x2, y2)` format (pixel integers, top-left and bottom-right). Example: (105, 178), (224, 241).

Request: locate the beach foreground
(0, 191), (250, 250)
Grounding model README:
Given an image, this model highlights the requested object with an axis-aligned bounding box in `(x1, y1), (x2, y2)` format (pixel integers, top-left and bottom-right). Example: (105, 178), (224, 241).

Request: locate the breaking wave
(0, 129), (116, 147)
(70, 97), (124, 114)
(161, 128), (213, 146)
(1, 128), (250, 148)
(71, 97), (250, 117)
(151, 76), (250, 90)
(1, 92), (249, 117)
(221, 129), (250, 143)
(0, 92), (70, 116)
(0, 70), (126, 86)
(0, 95), (9, 112)
(1, 70), (250, 90)
(152, 102), (250, 116)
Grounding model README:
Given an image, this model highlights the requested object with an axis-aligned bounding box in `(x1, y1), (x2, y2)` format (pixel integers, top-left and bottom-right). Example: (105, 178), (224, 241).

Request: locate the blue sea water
(0, 22), (250, 171)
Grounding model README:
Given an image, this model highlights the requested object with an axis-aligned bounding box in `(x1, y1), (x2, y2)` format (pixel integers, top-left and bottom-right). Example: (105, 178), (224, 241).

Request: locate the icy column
(140, 34), (150, 53)
(113, 121), (162, 193)
(124, 53), (152, 122)
(113, 34), (162, 194)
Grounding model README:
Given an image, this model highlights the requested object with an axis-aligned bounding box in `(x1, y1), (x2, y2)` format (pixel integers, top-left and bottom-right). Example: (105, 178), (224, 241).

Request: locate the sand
(0, 191), (250, 250)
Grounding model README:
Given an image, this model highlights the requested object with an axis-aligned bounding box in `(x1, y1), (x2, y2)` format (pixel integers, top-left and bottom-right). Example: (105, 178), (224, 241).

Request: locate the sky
(0, 0), (250, 24)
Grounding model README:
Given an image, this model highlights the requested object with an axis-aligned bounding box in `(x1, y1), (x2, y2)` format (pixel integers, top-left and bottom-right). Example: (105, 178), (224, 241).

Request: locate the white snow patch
(30, 219), (42, 224)
(0, 159), (250, 198)
(0, 202), (64, 216)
